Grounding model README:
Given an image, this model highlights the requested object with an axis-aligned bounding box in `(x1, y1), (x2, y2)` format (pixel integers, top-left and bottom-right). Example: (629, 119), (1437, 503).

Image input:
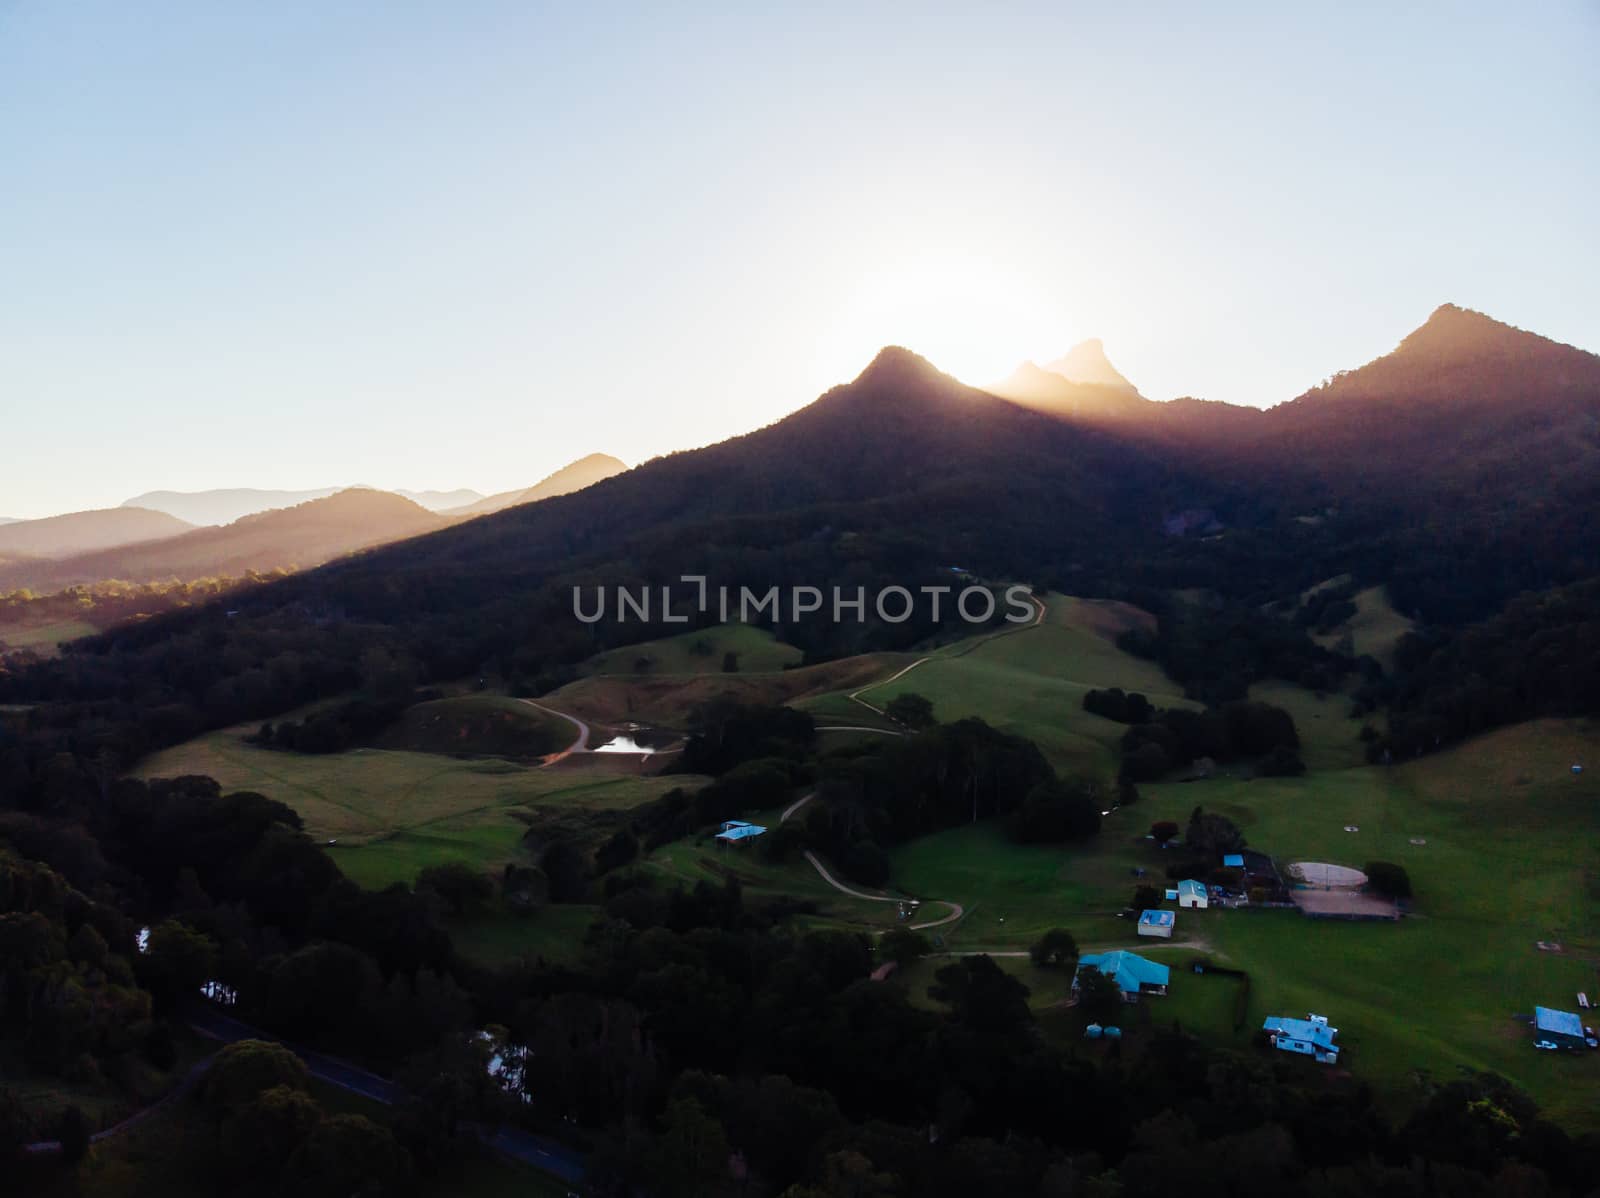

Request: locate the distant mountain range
(0, 453), (631, 595)
(0, 489), (445, 593)
(122, 484), (486, 525)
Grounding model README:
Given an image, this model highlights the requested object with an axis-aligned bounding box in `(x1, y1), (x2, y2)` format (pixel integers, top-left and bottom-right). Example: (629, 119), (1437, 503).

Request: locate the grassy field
(134, 725), (703, 890)
(371, 694), (575, 759)
(547, 651), (901, 730)
(1312, 584), (1416, 669)
(874, 719), (1600, 1127)
(807, 594), (1194, 775)
(581, 621), (803, 676)
(0, 616), (98, 655)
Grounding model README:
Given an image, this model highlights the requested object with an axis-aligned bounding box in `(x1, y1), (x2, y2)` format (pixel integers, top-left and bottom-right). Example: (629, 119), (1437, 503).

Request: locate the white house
(1177, 879), (1208, 909)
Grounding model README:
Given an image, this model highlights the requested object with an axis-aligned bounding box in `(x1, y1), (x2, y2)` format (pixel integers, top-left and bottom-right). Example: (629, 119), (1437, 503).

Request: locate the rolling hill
(0, 488), (444, 591)
(122, 485), (348, 526)
(0, 506), (195, 560)
(447, 453), (629, 516)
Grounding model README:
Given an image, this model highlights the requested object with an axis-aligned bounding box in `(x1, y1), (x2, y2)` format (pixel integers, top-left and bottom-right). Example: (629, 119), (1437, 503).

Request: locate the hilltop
(0, 506), (194, 560)
(448, 453), (628, 516)
(0, 488), (443, 592)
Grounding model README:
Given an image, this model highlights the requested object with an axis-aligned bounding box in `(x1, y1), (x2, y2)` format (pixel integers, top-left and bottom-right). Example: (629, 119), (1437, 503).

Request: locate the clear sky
(2, 1), (1596, 519)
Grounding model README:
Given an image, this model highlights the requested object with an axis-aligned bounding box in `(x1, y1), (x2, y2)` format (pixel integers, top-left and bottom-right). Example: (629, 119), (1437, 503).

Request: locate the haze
(2, 1), (1597, 518)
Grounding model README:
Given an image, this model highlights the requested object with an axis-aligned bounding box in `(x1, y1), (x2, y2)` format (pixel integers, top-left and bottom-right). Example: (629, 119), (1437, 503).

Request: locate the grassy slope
(1312, 584), (1416, 669)
(582, 622), (803, 676)
(0, 617), (99, 655)
(371, 694), (574, 759)
(815, 594), (1193, 776)
(133, 725), (700, 890)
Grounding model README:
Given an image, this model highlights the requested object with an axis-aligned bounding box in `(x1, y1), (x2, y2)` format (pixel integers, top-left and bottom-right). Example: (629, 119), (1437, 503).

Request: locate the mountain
(0, 507), (195, 561)
(123, 486), (347, 526)
(0, 489), (445, 592)
(447, 453), (629, 516)
(1042, 338), (1140, 393)
(1287, 303), (1600, 406)
(395, 488), (484, 511)
(0, 518), (18, 525)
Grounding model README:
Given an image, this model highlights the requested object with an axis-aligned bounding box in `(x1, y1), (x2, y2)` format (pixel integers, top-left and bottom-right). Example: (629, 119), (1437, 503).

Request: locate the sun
(815, 254), (1074, 389)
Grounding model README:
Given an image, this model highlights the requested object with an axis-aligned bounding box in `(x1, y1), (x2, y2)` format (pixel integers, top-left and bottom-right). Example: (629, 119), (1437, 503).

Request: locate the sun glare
(816, 255), (1075, 389)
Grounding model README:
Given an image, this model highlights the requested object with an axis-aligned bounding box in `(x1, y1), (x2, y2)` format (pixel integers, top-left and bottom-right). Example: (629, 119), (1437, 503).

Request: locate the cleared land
(580, 622), (803, 676)
(0, 617), (98, 656)
(133, 723), (702, 890)
(1312, 584), (1416, 669)
(370, 694), (574, 759)
(813, 594), (1193, 775)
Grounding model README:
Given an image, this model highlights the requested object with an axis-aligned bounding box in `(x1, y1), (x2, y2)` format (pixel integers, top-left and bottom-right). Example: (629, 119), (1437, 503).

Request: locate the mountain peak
(853, 345), (948, 388)
(1295, 303), (1600, 405)
(1041, 339), (1139, 394)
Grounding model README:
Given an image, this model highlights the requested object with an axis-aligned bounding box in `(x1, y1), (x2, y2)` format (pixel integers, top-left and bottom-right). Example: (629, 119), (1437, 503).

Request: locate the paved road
(187, 1007), (587, 1184)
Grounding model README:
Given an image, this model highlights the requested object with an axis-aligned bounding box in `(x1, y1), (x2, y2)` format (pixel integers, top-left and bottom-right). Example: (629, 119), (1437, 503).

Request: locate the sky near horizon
(2, 2), (1597, 519)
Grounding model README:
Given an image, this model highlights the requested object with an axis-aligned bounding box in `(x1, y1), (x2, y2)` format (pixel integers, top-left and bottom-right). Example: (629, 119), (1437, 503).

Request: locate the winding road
(517, 697), (591, 763)
(779, 792), (965, 932)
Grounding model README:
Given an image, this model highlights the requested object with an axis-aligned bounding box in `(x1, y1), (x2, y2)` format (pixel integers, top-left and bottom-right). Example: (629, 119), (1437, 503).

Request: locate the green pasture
(134, 726), (703, 890)
(581, 621), (802, 676)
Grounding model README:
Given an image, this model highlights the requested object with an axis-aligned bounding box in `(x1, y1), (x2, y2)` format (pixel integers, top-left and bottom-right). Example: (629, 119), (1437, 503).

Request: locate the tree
(721, 650), (740, 673)
(282, 1114), (412, 1198)
(1150, 820), (1179, 846)
(1132, 885), (1161, 912)
(880, 928), (931, 969)
(201, 1040), (310, 1122)
(1029, 928), (1079, 971)
(1363, 861), (1412, 900)
(884, 692), (936, 730)
(55, 1104), (90, 1165)
(929, 955), (1032, 1039)
(415, 862), (493, 915)
(1076, 967), (1122, 1022)
(650, 1095), (731, 1197)
(220, 1084), (324, 1184)
(140, 920), (217, 1012)
(1012, 777), (1103, 844)
(1185, 807), (1245, 860)
(1121, 741), (1170, 782)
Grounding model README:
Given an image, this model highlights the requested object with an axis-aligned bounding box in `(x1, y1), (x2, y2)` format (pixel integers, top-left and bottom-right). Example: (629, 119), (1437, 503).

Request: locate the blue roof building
(1223, 853), (1245, 868)
(1137, 909), (1176, 938)
(1263, 1014), (1339, 1063)
(1176, 879), (1208, 908)
(715, 820), (766, 843)
(1076, 950), (1170, 999)
(1534, 1006), (1587, 1046)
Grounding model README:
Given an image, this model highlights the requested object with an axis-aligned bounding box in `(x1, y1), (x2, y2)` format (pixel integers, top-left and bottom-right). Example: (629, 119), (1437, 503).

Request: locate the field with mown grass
(133, 723), (703, 891)
(580, 621), (804, 676)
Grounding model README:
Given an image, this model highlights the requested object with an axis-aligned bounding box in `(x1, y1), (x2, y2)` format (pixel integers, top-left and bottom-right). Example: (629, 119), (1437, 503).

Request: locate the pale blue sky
(2, 1), (1596, 518)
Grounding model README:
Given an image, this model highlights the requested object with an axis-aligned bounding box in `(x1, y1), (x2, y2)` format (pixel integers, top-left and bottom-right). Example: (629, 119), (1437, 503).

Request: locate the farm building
(1263, 1014), (1339, 1063)
(1222, 853), (1244, 868)
(1176, 879), (1208, 909)
(1533, 1006), (1592, 1049)
(715, 820), (766, 844)
(1137, 909), (1175, 938)
(1076, 950), (1170, 999)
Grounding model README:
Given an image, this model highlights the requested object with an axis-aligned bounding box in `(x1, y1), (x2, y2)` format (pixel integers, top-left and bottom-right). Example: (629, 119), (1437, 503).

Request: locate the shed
(1164, 888), (1179, 902)
(1534, 1006), (1587, 1048)
(715, 820), (767, 844)
(1223, 853), (1245, 868)
(1137, 909), (1175, 938)
(1177, 879), (1208, 909)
